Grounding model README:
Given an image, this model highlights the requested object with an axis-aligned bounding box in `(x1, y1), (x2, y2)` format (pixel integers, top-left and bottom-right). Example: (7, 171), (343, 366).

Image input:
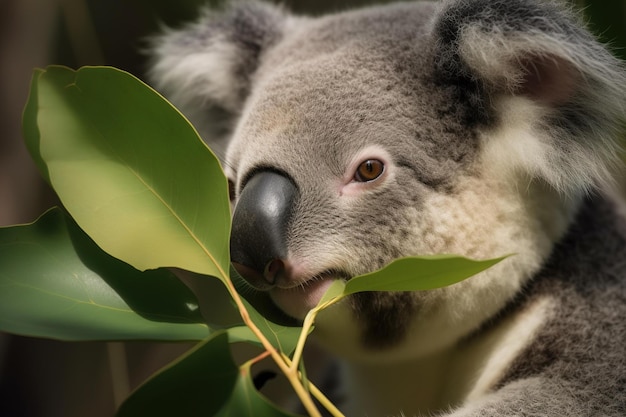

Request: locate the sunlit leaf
(22, 64), (304, 351)
(24, 66), (231, 279)
(0, 208), (209, 341)
(344, 254), (507, 295)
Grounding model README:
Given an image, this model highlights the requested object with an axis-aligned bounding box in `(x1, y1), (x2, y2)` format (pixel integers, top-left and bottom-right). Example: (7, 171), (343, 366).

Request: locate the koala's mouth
(269, 270), (348, 320)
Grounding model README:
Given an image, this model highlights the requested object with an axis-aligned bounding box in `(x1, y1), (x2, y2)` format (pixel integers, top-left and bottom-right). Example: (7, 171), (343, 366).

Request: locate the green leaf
(24, 66), (231, 279)
(344, 254), (507, 295)
(117, 332), (300, 417)
(0, 208), (209, 341)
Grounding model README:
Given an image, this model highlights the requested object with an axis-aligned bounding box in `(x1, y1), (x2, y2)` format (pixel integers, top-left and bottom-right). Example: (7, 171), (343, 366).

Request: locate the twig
(223, 277), (323, 417)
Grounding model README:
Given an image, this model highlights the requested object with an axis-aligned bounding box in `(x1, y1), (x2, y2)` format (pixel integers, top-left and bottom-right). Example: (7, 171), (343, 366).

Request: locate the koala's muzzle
(230, 171), (299, 290)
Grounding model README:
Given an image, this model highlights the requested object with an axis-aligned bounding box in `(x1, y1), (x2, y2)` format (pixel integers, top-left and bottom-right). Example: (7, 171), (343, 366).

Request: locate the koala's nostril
(264, 259), (285, 285)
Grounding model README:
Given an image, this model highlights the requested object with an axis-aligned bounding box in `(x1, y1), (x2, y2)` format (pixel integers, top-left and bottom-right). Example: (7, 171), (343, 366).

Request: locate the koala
(149, 0), (626, 416)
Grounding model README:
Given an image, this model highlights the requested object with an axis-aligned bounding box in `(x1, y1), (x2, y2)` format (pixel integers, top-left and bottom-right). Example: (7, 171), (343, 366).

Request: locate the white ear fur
(147, 2), (288, 155)
(480, 96), (619, 197)
(459, 29), (582, 104)
(445, 3), (626, 195)
(150, 33), (246, 115)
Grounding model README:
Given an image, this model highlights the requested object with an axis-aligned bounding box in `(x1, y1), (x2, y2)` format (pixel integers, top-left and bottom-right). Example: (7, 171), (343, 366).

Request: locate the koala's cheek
(269, 277), (336, 319)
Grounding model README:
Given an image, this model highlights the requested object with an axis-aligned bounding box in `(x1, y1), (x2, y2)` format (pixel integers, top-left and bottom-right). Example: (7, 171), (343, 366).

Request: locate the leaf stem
(309, 382), (345, 417)
(290, 308), (318, 373)
(290, 295), (345, 374)
(246, 350), (272, 367)
(280, 353), (346, 417)
(223, 277), (323, 417)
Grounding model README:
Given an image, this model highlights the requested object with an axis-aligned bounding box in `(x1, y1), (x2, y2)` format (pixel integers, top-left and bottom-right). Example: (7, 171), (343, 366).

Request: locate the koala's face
(225, 8), (563, 356)
(151, 1), (623, 358)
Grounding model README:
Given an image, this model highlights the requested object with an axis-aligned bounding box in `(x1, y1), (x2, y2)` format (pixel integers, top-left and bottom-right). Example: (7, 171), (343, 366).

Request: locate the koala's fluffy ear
(433, 0), (626, 194)
(148, 2), (288, 155)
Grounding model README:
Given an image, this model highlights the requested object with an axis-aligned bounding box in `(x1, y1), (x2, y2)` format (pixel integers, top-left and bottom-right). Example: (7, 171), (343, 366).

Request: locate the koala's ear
(433, 0), (626, 194)
(148, 2), (289, 155)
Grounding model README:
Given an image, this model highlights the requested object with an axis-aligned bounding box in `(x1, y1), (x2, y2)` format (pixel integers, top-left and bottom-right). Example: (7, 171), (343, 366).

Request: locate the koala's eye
(354, 159), (384, 182)
(228, 179), (236, 201)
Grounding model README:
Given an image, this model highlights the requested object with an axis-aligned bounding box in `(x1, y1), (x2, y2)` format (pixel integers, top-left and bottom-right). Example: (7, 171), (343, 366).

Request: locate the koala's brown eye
(228, 179), (236, 201)
(354, 159), (384, 182)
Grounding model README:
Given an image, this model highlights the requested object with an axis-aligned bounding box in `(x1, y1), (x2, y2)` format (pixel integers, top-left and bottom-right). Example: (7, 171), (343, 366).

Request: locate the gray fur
(149, 1), (626, 415)
(447, 196), (626, 416)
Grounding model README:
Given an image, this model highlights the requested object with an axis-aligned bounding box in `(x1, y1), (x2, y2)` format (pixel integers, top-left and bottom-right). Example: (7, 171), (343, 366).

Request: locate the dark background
(0, 0), (624, 416)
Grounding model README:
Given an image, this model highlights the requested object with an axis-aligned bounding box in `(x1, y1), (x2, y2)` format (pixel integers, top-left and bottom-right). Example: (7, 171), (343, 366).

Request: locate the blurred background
(0, 0), (624, 416)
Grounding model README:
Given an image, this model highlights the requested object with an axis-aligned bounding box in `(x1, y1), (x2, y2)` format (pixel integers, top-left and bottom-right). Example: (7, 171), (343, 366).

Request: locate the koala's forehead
(228, 2), (478, 182)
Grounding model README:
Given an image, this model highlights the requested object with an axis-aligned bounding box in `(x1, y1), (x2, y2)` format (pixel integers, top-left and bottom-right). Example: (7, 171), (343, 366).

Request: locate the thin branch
(309, 382), (345, 417)
(290, 295), (345, 374)
(223, 278), (323, 417)
(246, 350), (271, 367)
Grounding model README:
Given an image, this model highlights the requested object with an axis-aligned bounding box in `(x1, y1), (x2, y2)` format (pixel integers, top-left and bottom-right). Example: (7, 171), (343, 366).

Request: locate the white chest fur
(336, 296), (555, 417)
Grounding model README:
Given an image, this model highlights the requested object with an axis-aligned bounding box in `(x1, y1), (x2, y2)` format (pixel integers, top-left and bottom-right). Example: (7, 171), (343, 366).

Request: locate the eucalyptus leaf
(24, 66), (231, 279)
(344, 254), (507, 295)
(117, 331), (300, 417)
(0, 208), (209, 341)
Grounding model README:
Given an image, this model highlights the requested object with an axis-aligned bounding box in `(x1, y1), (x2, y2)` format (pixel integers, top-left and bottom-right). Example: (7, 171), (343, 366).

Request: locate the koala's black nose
(230, 171), (298, 290)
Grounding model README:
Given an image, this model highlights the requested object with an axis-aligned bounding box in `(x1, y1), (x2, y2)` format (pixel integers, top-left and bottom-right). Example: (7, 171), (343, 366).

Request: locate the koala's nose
(230, 171), (298, 290)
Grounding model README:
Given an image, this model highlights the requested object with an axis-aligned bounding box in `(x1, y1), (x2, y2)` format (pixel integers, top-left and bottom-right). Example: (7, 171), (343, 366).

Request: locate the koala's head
(150, 0), (625, 359)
